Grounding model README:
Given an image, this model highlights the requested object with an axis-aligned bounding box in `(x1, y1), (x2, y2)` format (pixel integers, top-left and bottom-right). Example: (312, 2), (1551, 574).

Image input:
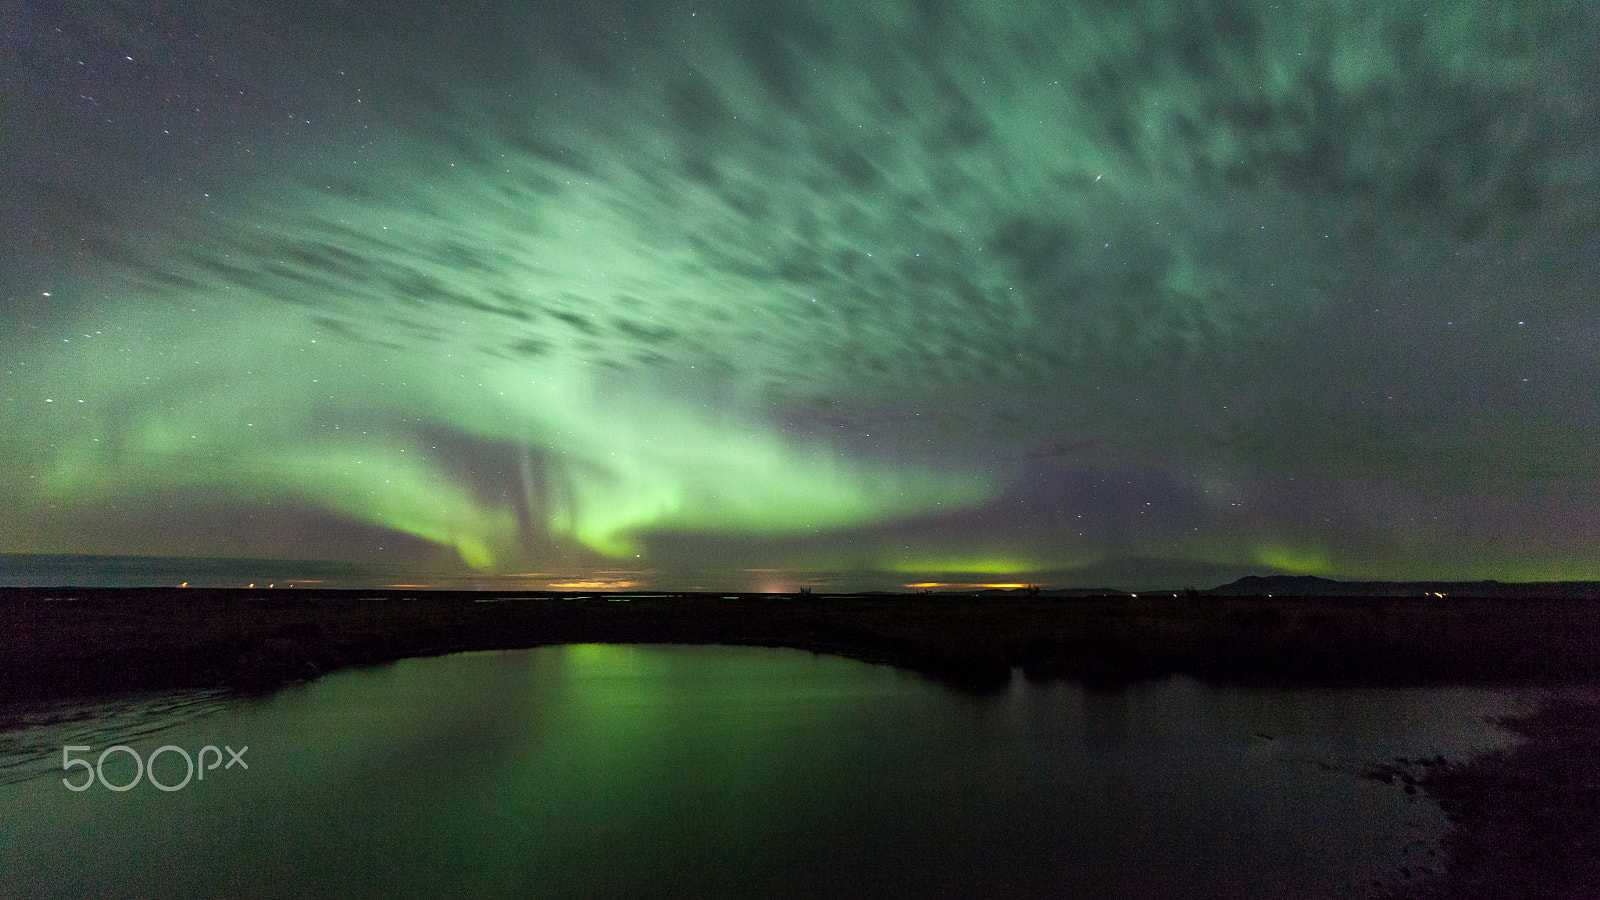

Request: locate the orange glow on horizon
(387, 583), (434, 588)
(905, 582), (1034, 590)
(548, 580), (642, 590)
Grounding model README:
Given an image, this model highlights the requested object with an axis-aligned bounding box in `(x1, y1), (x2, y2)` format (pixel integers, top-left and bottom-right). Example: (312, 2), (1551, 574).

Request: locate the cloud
(2, 0), (1595, 580)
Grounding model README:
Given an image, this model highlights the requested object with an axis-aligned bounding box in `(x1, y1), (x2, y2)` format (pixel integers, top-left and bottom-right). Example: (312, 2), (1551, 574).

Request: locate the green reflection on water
(0, 646), (1531, 899)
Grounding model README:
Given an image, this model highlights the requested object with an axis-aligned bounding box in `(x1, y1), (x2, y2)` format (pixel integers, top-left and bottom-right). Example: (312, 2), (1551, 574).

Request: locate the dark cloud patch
(310, 315), (365, 342)
(612, 319), (677, 345)
(731, 4), (830, 110)
(551, 310), (600, 336)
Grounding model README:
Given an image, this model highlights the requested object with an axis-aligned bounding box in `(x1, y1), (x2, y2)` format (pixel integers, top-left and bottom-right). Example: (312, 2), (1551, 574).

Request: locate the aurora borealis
(3, 0), (1597, 590)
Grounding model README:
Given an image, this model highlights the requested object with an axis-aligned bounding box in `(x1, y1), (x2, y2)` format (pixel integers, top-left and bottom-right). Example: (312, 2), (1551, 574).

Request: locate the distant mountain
(1207, 575), (1343, 596)
(1207, 574), (1600, 599)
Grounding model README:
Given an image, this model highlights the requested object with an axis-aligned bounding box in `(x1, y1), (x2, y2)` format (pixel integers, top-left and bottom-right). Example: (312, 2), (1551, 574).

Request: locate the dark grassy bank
(1367, 694), (1600, 899)
(4, 587), (1599, 707)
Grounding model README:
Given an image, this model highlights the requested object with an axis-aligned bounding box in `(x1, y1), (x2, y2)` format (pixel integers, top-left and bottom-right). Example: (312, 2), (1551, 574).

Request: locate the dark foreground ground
(5, 587), (1600, 703)
(5, 588), (1597, 896)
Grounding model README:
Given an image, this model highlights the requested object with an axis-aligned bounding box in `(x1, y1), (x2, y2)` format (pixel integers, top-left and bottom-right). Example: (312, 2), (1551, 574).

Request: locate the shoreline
(7, 587), (1597, 894)
(7, 587), (1600, 706)
(1368, 692), (1600, 899)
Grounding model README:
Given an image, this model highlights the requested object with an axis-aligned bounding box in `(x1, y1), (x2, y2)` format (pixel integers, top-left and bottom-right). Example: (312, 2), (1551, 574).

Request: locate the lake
(0, 645), (1531, 898)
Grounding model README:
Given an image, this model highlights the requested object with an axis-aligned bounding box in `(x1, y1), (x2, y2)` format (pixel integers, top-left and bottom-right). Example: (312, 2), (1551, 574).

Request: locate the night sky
(3, 0), (1596, 590)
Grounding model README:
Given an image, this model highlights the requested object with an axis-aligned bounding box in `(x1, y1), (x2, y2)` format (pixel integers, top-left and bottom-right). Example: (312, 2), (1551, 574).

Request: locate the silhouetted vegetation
(4, 589), (1600, 706)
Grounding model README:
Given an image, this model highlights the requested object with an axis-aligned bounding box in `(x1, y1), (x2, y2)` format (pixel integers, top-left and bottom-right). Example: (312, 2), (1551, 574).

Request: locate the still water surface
(0, 645), (1531, 898)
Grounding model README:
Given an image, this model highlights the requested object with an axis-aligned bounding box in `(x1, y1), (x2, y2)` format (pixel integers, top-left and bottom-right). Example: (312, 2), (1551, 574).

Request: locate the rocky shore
(1368, 694), (1600, 899)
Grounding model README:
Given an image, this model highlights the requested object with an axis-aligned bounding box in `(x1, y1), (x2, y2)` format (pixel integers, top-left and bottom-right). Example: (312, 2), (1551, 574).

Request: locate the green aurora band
(2, 0), (1597, 586)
